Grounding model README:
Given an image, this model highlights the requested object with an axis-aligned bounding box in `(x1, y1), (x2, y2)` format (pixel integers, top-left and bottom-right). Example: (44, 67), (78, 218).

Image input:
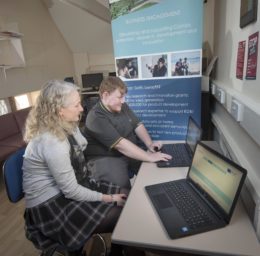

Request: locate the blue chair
(3, 147), (25, 203)
(2, 147), (108, 256)
(2, 147), (64, 255)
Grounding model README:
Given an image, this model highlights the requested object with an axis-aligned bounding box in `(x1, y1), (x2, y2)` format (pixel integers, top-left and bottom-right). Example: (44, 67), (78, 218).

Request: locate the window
(14, 94), (30, 110)
(0, 90), (40, 115)
(0, 99), (8, 116)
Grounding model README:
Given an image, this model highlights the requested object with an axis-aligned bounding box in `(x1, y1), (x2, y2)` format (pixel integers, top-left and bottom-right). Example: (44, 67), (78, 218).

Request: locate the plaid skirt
(24, 180), (120, 251)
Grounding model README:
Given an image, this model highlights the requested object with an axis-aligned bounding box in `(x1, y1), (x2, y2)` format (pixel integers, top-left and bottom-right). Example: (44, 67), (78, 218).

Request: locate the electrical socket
(231, 99), (244, 122)
(215, 88), (225, 104)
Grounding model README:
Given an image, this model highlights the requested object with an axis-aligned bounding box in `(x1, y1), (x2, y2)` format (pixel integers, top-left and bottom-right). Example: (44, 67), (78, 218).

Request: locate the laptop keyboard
(163, 182), (213, 229)
(161, 144), (191, 165)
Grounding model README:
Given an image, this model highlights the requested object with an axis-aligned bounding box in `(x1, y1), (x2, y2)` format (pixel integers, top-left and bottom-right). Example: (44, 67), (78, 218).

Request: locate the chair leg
(87, 233), (107, 256)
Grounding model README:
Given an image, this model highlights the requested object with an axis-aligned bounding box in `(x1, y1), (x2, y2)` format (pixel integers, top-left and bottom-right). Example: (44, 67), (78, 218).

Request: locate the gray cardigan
(23, 127), (102, 208)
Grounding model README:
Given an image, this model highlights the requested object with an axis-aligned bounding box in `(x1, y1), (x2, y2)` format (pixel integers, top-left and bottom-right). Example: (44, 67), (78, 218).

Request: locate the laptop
(146, 142), (247, 239)
(157, 116), (202, 167)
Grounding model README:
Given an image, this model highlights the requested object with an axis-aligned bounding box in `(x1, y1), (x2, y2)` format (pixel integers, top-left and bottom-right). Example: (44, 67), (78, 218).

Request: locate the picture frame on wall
(240, 0), (258, 28)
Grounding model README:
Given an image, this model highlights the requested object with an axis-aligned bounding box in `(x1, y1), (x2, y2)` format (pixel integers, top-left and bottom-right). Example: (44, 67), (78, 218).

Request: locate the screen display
(186, 118), (201, 152)
(81, 73), (103, 89)
(189, 144), (244, 214)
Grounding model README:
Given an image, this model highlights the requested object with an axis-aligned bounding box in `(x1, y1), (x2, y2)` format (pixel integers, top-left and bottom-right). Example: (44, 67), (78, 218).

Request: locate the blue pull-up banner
(109, 0), (203, 140)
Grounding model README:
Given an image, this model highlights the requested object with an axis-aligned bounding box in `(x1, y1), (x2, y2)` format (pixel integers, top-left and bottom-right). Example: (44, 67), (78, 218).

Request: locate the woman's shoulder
(40, 131), (62, 142)
(25, 132), (69, 159)
(33, 132), (69, 150)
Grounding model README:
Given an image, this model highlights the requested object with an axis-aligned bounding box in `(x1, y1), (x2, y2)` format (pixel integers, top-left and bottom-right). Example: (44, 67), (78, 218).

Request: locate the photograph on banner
(109, 0), (160, 20)
(171, 50), (201, 77)
(116, 57), (139, 80)
(141, 54), (168, 79)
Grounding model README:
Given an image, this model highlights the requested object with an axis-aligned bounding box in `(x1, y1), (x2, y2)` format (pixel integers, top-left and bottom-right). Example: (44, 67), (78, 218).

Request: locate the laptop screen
(188, 143), (246, 215)
(186, 117), (202, 153)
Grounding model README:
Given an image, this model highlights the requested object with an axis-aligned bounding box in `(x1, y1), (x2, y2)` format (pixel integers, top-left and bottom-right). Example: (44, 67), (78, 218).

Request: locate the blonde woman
(23, 80), (128, 256)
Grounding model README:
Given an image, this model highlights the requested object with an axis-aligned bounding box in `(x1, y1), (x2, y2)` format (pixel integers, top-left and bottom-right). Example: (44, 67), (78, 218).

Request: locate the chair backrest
(3, 147), (25, 203)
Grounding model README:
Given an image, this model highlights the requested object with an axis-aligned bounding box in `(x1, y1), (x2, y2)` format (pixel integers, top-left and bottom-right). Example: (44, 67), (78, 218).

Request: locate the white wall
(212, 0), (260, 237)
(214, 0), (260, 101)
(0, 0), (75, 98)
(73, 52), (115, 86)
(203, 0), (215, 60)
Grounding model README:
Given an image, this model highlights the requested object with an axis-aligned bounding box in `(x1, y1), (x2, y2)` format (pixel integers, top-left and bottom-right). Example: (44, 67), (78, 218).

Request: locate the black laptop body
(157, 116), (202, 167)
(146, 142), (247, 239)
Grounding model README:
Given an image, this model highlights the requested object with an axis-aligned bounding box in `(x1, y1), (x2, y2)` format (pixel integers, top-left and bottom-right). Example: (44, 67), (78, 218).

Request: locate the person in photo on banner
(22, 80), (129, 256)
(83, 76), (172, 188)
(117, 63), (131, 80)
(126, 59), (138, 78)
(175, 58), (183, 75)
(182, 57), (190, 76)
(146, 57), (168, 77)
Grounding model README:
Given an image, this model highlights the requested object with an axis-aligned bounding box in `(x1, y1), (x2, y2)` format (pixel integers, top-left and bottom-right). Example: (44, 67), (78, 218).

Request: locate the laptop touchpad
(153, 194), (172, 209)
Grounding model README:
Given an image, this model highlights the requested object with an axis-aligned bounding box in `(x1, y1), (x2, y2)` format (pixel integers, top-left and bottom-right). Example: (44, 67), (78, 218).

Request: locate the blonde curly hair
(24, 80), (81, 142)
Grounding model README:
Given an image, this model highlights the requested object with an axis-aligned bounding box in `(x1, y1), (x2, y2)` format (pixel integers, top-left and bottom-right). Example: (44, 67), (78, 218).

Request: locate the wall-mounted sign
(236, 40), (246, 80)
(246, 31), (258, 80)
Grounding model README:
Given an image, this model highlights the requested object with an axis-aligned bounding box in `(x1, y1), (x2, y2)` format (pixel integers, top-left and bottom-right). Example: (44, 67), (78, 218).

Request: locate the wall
(73, 52), (115, 87)
(203, 0), (215, 60)
(212, 0), (260, 237)
(214, 0), (260, 101)
(0, 0), (75, 98)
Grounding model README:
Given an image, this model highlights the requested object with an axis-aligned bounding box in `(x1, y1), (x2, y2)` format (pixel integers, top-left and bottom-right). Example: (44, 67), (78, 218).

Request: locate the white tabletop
(112, 161), (260, 256)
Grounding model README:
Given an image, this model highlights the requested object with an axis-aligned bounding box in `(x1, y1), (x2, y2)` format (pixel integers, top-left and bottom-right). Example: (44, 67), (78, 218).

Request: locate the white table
(112, 159), (260, 256)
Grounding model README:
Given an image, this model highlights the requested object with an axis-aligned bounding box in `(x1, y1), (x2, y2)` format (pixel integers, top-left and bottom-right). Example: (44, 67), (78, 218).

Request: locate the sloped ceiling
(42, 0), (114, 54)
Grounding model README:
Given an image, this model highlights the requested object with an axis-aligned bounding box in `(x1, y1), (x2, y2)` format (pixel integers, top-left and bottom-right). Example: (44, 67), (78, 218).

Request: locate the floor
(0, 170), (38, 256)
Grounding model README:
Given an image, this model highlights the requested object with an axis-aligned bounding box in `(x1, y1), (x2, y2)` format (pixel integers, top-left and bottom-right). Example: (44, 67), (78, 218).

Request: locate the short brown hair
(99, 76), (128, 97)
